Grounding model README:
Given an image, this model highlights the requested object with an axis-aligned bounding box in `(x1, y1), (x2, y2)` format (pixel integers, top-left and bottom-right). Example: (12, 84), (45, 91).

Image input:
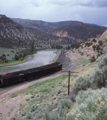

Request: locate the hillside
(100, 30), (107, 38)
(0, 15), (36, 48)
(11, 18), (82, 32)
(26, 27), (75, 45)
(12, 18), (106, 44)
(11, 18), (107, 33)
(50, 23), (105, 42)
(0, 15), (81, 49)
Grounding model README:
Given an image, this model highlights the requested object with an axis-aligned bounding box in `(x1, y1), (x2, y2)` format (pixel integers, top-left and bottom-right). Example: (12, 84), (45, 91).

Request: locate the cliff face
(51, 30), (82, 43)
(0, 15), (34, 48)
(52, 31), (69, 37)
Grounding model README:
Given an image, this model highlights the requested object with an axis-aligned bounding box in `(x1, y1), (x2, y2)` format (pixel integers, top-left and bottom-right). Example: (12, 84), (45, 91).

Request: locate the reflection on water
(0, 51), (56, 74)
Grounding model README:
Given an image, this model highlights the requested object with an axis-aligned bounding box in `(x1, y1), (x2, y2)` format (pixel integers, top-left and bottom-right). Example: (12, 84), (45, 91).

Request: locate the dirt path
(0, 72), (64, 101)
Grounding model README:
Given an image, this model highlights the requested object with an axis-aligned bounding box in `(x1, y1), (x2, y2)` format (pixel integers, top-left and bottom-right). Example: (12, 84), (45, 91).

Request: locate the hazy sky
(0, 0), (107, 26)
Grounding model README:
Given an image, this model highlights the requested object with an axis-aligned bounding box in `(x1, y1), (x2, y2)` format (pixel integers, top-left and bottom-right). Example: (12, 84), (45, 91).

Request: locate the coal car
(0, 62), (62, 87)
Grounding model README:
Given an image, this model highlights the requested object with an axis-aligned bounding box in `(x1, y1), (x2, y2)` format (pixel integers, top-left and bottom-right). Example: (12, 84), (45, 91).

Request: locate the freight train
(0, 62), (62, 87)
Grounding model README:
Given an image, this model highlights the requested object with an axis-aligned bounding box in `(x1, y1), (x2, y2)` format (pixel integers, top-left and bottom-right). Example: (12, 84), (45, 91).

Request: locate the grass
(10, 76), (66, 98)
(64, 64), (72, 71)
(77, 57), (89, 66)
(10, 75), (68, 120)
(0, 55), (30, 67)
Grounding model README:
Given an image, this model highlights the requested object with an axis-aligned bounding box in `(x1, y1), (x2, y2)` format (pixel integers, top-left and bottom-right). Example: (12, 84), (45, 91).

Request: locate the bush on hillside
(67, 88), (107, 120)
(92, 38), (97, 43)
(42, 99), (73, 120)
(90, 55), (96, 62)
(73, 53), (107, 94)
(98, 53), (107, 69)
(73, 76), (97, 94)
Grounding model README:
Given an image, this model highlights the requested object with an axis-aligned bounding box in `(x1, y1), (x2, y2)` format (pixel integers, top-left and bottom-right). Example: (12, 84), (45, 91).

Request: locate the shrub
(68, 93), (76, 102)
(99, 40), (103, 46)
(92, 69), (104, 87)
(92, 38), (96, 43)
(31, 95), (35, 98)
(10, 116), (17, 120)
(26, 113), (33, 120)
(42, 99), (73, 120)
(90, 55), (96, 62)
(67, 88), (107, 120)
(73, 66), (105, 94)
(58, 99), (73, 110)
(73, 76), (95, 94)
(30, 106), (36, 112)
(43, 110), (50, 120)
(48, 111), (58, 120)
(26, 98), (30, 101)
(33, 112), (43, 120)
(92, 45), (96, 51)
(21, 112), (26, 116)
(98, 53), (107, 69)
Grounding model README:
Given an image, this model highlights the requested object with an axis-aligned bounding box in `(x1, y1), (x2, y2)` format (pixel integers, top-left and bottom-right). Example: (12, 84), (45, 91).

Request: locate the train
(0, 62), (62, 87)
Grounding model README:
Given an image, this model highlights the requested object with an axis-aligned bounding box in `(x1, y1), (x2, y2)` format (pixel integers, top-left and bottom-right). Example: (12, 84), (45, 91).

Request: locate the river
(0, 51), (56, 74)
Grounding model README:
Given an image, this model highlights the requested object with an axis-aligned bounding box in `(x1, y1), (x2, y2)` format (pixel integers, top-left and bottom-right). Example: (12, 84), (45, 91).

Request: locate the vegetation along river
(0, 51), (56, 74)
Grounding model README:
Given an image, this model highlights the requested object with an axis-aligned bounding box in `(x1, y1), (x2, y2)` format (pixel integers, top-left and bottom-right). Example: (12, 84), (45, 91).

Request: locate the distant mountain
(0, 15), (106, 48)
(100, 30), (107, 38)
(12, 18), (106, 42)
(50, 23), (105, 42)
(12, 18), (107, 33)
(0, 15), (35, 48)
(0, 15), (76, 49)
(11, 18), (81, 32)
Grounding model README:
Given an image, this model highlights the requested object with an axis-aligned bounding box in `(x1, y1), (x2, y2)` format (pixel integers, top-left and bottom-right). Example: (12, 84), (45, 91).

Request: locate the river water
(0, 51), (56, 74)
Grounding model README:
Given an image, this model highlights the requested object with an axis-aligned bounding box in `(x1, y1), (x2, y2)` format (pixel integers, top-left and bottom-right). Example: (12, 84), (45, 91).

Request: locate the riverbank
(0, 51), (56, 74)
(0, 55), (31, 67)
(0, 50), (57, 67)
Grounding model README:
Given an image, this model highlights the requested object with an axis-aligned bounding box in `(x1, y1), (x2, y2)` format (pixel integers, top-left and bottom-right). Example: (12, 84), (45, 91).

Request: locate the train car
(0, 62), (62, 87)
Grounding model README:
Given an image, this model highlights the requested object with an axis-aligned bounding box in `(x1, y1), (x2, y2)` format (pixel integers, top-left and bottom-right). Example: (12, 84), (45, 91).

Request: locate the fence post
(68, 71), (70, 95)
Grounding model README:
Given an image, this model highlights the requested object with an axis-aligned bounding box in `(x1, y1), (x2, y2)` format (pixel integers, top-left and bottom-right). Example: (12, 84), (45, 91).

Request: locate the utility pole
(62, 71), (77, 95)
(68, 71), (70, 95)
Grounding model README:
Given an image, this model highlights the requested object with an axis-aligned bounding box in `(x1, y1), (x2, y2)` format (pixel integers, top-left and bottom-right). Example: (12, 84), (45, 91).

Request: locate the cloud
(0, 0), (107, 26)
(75, 0), (107, 7)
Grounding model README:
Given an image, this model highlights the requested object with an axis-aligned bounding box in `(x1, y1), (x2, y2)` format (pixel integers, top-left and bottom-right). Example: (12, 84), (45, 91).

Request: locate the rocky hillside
(0, 15), (35, 48)
(12, 18), (106, 43)
(72, 30), (107, 61)
(1, 15), (106, 48)
(50, 23), (106, 42)
(26, 27), (75, 45)
(100, 30), (107, 38)
(0, 15), (79, 48)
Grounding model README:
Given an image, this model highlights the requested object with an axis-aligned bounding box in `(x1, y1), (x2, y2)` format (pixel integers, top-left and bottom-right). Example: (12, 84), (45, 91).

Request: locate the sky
(0, 0), (107, 26)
